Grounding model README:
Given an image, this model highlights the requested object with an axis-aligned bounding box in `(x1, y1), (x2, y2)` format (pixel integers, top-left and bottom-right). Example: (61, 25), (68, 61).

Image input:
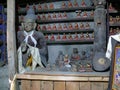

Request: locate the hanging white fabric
(106, 34), (120, 60)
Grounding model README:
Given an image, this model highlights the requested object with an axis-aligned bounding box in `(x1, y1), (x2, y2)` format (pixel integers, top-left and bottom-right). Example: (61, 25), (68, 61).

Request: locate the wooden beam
(7, 0), (17, 80)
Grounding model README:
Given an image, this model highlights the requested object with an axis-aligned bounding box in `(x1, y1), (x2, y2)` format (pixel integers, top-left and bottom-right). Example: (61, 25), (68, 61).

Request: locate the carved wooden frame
(110, 46), (120, 90)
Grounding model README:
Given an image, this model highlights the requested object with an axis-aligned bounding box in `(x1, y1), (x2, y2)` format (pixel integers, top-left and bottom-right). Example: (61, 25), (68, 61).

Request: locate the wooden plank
(7, 0), (17, 80)
(103, 82), (108, 90)
(41, 81), (53, 90)
(21, 80), (31, 90)
(31, 80), (41, 90)
(66, 81), (80, 90)
(54, 81), (65, 90)
(91, 82), (104, 90)
(80, 82), (91, 90)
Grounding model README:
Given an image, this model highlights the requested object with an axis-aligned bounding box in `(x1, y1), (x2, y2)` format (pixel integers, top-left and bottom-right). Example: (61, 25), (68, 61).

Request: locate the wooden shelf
(41, 29), (94, 34)
(37, 17), (94, 24)
(46, 39), (94, 45)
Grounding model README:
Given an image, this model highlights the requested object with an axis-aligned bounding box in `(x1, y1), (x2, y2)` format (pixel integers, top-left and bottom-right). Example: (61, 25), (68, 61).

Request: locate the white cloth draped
(106, 34), (120, 60)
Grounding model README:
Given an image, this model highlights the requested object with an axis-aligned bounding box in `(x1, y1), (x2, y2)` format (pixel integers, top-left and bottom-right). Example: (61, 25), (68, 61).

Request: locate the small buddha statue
(85, 32), (90, 40)
(64, 54), (71, 68)
(44, 3), (48, 10)
(80, 33), (85, 40)
(50, 34), (55, 41)
(45, 34), (49, 40)
(116, 28), (120, 34)
(90, 10), (94, 17)
(56, 33), (61, 40)
(47, 13), (51, 20)
(62, 33), (67, 40)
(71, 48), (80, 61)
(79, 23), (84, 29)
(58, 24), (62, 30)
(81, 0), (86, 7)
(49, 3), (54, 9)
(58, 12), (62, 19)
(74, 33), (79, 40)
(63, 12), (67, 19)
(109, 28), (114, 35)
(38, 3), (42, 11)
(82, 11), (88, 18)
(68, 1), (73, 8)
(47, 24), (51, 31)
(61, 2), (66, 8)
(37, 14), (41, 20)
(52, 24), (57, 30)
(42, 14), (46, 20)
(69, 23), (73, 30)
(52, 12), (57, 19)
(74, 23), (79, 30)
(68, 33), (73, 40)
(33, 3), (36, 10)
(37, 24), (41, 31)
(26, 4), (30, 11)
(63, 24), (68, 30)
(85, 22), (90, 29)
(76, 12), (81, 18)
(42, 25), (46, 31)
(74, 0), (79, 7)
(109, 16), (114, 25)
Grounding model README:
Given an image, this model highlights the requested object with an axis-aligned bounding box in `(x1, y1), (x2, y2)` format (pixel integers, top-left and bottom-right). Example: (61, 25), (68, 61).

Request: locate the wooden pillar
(7, 0), (17, 80)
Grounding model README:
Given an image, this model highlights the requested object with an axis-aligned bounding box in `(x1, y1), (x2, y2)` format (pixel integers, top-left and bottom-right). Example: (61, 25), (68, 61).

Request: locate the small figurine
(76, 11), (81, 18)
(68, 33), (73, 40)
(74, 0), (79, 7)
(63, 12), (67, 19)
(85, 63), (92, 72)
(38, 3), (42, 11)
(90, 10), (94, 17)
(58, 24), (62, 30)
(58, 12), (62, 19)
(62, 33), (67, 40)
(26, 4), (30, 11)
(47, 24), (51, 31)
(42, 14), (46, 20)
(109, 16), (114, 25)
(37, 24), (41, 31)
(116, 16), (120, 23)
(109, 28), (114, 35)
(49, 3), (54, 9)
(71, 48), (80, 60)
(64, 54), (71, 68)
(78, 63), (85, 72)
(80, 33), (85, 40)
(81, 51), (87, 60)
(42, 25), (46, 31)
(52, 24), (57, 30)
(74, 33), (79, 40)
(56, 33), (61, 40)
(85, 32), (90, 40)
(68, 1), (73, 8)
(68, 23), (73, 30)
(47, 13), (51, 20)
(37, 14), (41, 20)
(74, 23), (79, 30)
(61, 2), (66, 8)
(33, 3), (36, 10)
(82, 11), (88, 18)
(116, 28), (120, 34)
(79, 23), (84, 29)
(85, 22), (90, 29)
(63, 24), (68, 30)
(45, 34), (49, 40)
(109, 3), (116, 11)
(71, 64), (77, 72)
(52, 12), (57, 19)
(44, 3), (48, 10)
(50, 34), (55, 40)
(81, 0), (86, 7)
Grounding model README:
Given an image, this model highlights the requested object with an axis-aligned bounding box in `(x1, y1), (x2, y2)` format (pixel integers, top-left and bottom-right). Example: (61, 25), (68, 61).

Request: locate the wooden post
(7, 0), (17, 80)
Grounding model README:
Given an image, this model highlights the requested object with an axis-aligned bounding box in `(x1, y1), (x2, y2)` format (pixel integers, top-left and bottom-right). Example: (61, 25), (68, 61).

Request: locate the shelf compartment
(18, 6), (95, 14)
(46, 39), (94, 45)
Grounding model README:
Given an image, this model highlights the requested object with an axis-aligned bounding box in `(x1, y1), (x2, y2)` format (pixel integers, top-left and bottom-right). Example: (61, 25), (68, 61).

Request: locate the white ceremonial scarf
(24, 30), (37, 47)
(106, 34), (120, 60)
